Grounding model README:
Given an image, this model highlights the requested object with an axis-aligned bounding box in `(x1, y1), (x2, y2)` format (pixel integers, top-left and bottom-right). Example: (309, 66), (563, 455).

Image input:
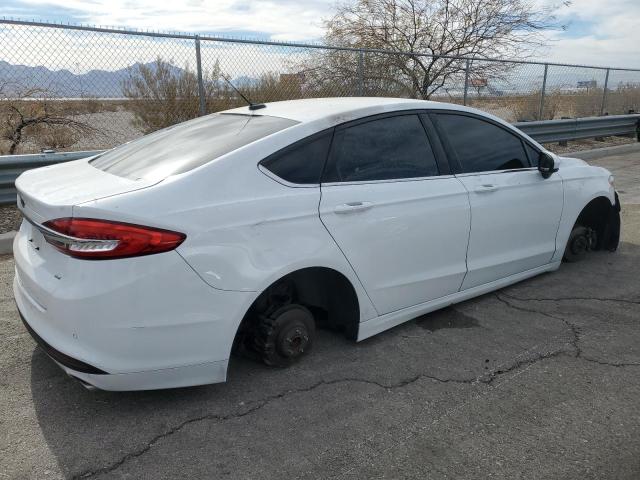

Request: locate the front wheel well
(233, 267), (361, 352)
(572, 195), (620, 251)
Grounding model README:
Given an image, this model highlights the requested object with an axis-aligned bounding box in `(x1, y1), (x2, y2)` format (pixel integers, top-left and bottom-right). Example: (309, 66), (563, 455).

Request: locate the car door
(432, 112), (563, 290)
(319, 112), (471, 315)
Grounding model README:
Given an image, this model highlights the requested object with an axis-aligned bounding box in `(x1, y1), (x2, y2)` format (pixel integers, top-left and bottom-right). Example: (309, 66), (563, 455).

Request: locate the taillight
(41, 218), (186, 260)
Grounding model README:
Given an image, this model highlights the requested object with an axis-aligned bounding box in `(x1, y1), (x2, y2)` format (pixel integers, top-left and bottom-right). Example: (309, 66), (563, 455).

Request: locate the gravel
(545, 136), (637, 155)
(0, 206), (22, 234)
(15, 110), (144, 154)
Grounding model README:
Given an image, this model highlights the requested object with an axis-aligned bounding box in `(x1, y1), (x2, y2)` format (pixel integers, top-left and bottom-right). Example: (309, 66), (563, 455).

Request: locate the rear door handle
(475, 184), (498, 193)
(334, 201), (374, 214)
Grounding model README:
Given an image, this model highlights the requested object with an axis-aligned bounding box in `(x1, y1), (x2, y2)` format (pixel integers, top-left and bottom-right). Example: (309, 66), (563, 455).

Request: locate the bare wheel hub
(570, 234), (589, 255)
(277, 324), (310, 358)
(571, 227), (596, 256)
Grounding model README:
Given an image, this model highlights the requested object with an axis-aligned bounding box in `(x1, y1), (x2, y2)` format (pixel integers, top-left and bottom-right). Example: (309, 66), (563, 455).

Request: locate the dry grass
(468, 84), (640, 122)
(508, 90), (561, 121)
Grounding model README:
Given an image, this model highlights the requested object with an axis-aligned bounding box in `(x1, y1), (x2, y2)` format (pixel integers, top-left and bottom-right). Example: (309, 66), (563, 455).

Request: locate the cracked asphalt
(1, 145), (639, 479)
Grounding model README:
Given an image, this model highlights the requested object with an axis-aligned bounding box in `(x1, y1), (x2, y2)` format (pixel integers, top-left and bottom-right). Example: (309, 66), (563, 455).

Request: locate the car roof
(223, 97), (467, 124)
(221, 97), (545, 151)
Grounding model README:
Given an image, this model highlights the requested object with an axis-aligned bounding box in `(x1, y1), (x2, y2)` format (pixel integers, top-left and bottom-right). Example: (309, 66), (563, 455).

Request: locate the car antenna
(221, 74), (266, 111)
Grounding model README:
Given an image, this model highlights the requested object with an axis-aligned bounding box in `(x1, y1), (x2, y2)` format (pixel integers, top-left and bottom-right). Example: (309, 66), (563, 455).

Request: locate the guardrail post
(600, 68), (610, 116)
(538, 64), (548, 120)
(463, 58), (470, 105)
(195, 35), (207, 116)
(357, 50), (364, 96)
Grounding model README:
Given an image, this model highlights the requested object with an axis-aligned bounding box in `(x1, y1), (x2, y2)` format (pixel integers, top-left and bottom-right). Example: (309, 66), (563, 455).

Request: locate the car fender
(552, 159), (616, 262)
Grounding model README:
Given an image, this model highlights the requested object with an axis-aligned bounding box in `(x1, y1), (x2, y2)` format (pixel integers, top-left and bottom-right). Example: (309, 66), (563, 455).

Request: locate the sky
(2, 0), (639, 68)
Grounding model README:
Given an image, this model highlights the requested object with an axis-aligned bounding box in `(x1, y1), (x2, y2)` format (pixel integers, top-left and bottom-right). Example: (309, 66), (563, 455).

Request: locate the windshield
(90, 113), (298, 181)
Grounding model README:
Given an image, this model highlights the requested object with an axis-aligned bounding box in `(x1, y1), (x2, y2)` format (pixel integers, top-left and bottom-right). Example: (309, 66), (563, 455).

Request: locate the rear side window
(436, 114), (529, 173)
(91, 113), (298, 181)
(260, 131), (332, 184)
(323, 114), (439, 183)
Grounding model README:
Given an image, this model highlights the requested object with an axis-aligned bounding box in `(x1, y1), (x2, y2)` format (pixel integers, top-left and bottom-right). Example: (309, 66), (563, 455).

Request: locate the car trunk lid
(16, 157), (158, 223)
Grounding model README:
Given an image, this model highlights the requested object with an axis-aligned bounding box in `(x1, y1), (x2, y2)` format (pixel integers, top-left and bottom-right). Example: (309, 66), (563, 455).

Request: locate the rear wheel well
(573, 196), (615, 250)
(233, 267), (360, 353)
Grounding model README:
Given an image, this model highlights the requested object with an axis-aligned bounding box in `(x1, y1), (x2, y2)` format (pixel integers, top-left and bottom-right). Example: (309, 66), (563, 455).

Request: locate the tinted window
(91, 113), (298, 181)
(525, 143), (540, 167)
(323, 115), (439, 182)
(261, 131), (332, 184)
(437, 114), (529, 173)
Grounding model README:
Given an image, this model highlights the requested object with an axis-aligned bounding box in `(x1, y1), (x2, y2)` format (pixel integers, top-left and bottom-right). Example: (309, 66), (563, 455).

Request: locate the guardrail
(515, 114), (640, 144)
(0, 114), (638, 206)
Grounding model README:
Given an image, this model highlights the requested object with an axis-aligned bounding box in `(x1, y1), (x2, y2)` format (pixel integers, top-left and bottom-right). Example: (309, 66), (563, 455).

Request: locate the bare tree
(304, 0), (566, 99)
(0, 82), (98, 155)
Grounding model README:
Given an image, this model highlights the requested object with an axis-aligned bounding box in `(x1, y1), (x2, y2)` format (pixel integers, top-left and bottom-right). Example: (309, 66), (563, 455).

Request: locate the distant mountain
(0, 61), (255, 98)
(0, 60), (136, 98)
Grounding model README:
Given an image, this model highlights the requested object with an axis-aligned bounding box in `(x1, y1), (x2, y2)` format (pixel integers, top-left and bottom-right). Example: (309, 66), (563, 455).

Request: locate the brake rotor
(277, 323), (310, 358)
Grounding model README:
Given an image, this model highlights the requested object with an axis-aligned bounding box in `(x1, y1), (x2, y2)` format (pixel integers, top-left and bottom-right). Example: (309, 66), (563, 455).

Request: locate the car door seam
(454, 174), (473, 292)
(318, 184), (380, 317)
(551, 175), (566, 261)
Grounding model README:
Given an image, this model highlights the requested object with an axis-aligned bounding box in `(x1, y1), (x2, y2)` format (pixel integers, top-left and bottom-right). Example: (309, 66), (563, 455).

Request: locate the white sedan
(13, 98), (621, 391)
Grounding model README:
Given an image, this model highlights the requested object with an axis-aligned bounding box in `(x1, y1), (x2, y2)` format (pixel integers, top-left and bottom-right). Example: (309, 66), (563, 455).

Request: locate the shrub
(0, 87), (97, 154)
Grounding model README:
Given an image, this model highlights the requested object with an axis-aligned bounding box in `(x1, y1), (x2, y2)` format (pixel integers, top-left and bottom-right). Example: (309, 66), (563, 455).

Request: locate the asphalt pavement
(1, 144), (639, 479)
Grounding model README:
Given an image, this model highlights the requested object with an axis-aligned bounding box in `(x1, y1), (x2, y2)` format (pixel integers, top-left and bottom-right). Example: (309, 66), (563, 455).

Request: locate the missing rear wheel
(253, 304), (315, 367)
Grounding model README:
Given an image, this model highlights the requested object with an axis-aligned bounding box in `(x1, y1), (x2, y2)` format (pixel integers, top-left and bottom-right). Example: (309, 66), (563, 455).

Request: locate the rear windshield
(90, 113), (298, 181)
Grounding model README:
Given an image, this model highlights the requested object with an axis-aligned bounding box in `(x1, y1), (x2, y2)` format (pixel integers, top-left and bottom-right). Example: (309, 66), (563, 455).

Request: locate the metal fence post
(600, 68), (610, 116)
(357, 50), (364, 96)
(194, 35), (206, 116)
(538, 63), (548, 120)
(463, 58), (470, 105)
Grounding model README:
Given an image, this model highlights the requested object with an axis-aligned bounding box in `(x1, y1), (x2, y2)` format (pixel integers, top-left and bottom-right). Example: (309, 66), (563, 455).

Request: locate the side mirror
(538, 152), (558, 179)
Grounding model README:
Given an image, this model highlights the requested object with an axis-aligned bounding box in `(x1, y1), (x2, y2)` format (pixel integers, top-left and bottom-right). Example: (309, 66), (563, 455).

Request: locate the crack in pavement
(578, 356), (640, 367)
(72, 374), (478, 479)
(496, 293), (640, 370)
(74, 293), (639, 479)
(495, 293), (582, 356)
(500, 292), (640, 306)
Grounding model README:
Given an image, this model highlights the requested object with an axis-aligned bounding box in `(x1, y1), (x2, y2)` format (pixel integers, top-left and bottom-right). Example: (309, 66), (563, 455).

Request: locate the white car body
(13, 97), (620, 390)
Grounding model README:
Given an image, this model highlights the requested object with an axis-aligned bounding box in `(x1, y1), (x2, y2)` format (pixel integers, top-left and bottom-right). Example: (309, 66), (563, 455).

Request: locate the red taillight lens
(42, 218), (186, 260)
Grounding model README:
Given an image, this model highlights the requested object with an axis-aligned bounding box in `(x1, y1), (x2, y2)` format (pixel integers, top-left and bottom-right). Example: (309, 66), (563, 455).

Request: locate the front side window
(323, 114), (439, 183)
(436, 114), (530, 173)
(524, 142), (541, 167)
(91, 113), (298, 181)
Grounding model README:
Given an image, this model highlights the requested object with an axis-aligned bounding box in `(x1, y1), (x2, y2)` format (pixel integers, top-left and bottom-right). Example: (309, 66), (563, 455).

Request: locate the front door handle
(334, 201), (374, 214)
(475, 184), (498, 193)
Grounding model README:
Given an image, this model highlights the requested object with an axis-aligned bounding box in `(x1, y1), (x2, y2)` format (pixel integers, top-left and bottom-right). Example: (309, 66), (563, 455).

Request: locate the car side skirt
(357, 261), (561, 341)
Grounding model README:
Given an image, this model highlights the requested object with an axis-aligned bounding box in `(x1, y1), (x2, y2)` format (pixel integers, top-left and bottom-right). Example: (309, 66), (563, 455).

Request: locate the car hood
(555, 155), (588, 168)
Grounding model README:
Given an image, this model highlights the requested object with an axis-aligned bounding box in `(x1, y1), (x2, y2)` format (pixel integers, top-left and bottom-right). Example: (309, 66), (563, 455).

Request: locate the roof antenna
(221, 74), (266, 111)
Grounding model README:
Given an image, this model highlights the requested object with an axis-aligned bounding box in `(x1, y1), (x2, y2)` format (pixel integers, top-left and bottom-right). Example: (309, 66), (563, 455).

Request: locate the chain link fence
(1, 19), (640, 155)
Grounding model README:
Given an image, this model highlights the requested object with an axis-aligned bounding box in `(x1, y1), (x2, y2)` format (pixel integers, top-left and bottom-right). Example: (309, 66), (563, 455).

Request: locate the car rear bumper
(14, 225), (255, 390)
(20, 305), (228, 390)
(19, 310), (107, 374)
